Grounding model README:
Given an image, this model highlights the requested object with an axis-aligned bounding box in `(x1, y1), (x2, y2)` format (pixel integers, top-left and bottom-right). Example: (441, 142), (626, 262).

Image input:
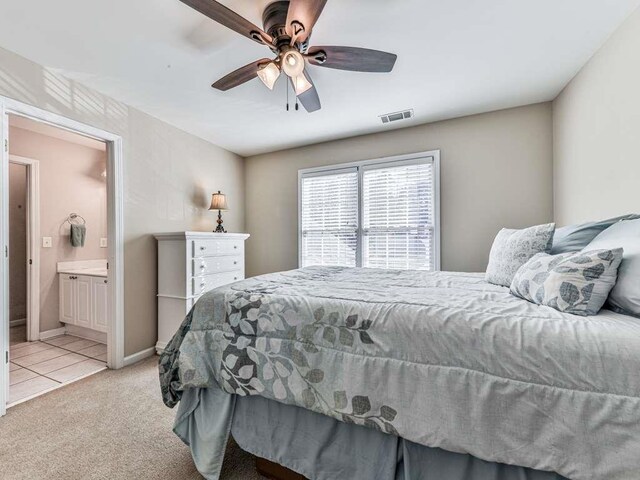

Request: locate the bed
(159, 266), (640, 480)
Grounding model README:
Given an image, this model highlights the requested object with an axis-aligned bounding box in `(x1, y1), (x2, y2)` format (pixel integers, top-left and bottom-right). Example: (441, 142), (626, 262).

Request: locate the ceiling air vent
(380, 109), (414, 125)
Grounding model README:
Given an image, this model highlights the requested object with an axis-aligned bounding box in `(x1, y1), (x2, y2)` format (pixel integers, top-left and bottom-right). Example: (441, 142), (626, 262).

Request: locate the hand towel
(70, 223), (86, 247)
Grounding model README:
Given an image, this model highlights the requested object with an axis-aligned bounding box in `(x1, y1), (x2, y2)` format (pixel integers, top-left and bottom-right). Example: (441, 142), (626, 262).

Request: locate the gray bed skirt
(174, 387), (567, 480)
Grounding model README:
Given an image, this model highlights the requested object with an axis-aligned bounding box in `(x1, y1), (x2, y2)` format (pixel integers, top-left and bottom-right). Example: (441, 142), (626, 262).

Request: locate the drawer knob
(234, 245), (238, 249)
(233, 261), (237, 265)
(104, 280), (108, 284)
(200, 264), (206, 270)
(201, 282), (206, 287)
(234, 277), (238, 281)
(200, 246), (206, 251)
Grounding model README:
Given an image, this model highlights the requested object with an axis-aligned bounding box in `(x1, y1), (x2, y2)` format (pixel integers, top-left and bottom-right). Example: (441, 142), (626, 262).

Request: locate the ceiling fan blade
(179, 0), (272, 45)
(212, 58), (272, 91)
(286, 0), (328, 43)
(307, 46), (397, 73)
(292, 70), (321, 113)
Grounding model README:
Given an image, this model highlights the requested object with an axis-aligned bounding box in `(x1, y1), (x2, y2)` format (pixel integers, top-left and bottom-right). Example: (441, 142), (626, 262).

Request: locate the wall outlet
(100, 238), (108, 248)
(42, 237), (52, 248)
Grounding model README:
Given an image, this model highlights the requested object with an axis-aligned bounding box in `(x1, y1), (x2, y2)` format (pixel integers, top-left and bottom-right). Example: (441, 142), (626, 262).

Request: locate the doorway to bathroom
(8, 154), (38, 346)
(0, 97), (125, 416)
(7, 115), (110, 406)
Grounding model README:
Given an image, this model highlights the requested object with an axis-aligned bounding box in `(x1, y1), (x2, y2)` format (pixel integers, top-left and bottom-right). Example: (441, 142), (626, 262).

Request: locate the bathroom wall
(9, 125), (108, 332)
(8, 162), (27, 323)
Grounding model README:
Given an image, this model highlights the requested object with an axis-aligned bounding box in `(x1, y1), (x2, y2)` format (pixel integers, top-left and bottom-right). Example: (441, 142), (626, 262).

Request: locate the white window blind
(300, 169), (358, 268)
(362, 162), (435, 270)
(299, 153), (439, 271)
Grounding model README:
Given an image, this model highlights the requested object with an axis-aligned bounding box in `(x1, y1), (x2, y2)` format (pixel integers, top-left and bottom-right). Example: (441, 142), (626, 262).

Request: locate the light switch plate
(42, 237), (52, 248)
(100, 238), (108, 248)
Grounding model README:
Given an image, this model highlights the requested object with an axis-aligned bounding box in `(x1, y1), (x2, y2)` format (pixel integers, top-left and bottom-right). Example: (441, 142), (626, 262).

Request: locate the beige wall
(245, 103), (554, 277)
(8, 163), (27, 322)
(9, 126), (108, 332)
(0, 46), (245, 356)
(553, 8), (640, 225)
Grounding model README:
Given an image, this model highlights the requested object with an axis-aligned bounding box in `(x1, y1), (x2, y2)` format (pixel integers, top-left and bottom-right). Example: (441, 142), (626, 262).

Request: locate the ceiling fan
(179, 0), (398, 113)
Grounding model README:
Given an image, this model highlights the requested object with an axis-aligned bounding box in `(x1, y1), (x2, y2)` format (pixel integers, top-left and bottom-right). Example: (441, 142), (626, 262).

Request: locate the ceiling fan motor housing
(262, 1), (309, 53)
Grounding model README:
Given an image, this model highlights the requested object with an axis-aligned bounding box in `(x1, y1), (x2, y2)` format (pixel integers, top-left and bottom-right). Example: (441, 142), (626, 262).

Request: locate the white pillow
(585, 218), (640, 317)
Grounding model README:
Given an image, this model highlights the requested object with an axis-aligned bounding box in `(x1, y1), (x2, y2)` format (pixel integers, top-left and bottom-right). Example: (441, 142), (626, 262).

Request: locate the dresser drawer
(193, 239), (243, 258)
(193, 256), (243, 276)
(192, 270), (243, 296)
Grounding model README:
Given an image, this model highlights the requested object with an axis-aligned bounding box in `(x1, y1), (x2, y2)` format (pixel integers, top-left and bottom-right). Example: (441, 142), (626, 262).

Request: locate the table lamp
(209, 191), (229, 233)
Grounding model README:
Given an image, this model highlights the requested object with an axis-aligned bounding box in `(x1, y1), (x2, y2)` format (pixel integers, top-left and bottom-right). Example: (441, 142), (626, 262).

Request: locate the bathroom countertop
(58, 268), (108, 278)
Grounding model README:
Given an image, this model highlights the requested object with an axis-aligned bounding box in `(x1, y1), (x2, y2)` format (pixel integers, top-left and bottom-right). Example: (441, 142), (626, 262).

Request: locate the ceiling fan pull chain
(286, 78), (290, 111)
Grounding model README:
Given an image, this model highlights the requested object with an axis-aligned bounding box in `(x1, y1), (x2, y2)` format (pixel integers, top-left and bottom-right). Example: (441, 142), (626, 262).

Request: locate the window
(299, 152), (440, 271)
(300, 168), (358, 268)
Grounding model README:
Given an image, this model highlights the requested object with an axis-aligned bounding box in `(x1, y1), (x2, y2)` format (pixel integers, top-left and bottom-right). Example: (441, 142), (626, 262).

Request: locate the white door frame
(0, 96), (125, 417)
(8, 155), (40, 342)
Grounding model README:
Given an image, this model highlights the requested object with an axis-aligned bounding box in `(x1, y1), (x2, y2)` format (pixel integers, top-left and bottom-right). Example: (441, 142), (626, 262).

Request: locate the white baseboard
(10, 318), (26, 327)
(155, 341), (168, 355)
(123, 347), (156, 367)
(65, 324), (107, 344)
(39, 327), (67, 340)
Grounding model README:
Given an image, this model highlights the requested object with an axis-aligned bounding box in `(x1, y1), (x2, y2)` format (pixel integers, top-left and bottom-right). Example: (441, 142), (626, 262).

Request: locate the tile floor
(8, 333), (107, 406)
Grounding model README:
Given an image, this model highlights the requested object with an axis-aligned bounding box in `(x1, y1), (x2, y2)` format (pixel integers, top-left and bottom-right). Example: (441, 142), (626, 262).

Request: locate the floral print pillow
(510, 249), (624, 316)
(485, 223), (556, 287)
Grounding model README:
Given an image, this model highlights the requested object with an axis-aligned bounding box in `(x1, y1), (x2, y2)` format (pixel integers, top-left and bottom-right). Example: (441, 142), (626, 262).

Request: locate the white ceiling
(0, 1), (638, 157)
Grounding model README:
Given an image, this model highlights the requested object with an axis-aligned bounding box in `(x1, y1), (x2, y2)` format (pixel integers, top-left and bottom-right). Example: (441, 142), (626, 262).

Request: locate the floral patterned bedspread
(159, 267), (640, 480)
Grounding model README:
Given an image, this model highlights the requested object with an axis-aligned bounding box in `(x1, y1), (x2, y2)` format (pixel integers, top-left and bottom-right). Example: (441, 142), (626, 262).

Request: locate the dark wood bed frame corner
(256, 458), (307, 480)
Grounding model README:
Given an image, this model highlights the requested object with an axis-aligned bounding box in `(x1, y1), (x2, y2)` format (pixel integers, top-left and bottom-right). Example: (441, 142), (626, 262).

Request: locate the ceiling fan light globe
(282, 50), (305, 78)
(293, 73), (313, 95)
(257, 62), (281, 90)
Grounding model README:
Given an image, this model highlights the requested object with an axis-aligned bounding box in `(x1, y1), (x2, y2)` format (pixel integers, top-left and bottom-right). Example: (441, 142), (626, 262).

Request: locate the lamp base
(214, 210), (227, 233)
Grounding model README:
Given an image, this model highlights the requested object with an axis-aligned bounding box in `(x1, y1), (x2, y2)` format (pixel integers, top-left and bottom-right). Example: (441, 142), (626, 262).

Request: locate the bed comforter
(160, 267), (640, 480)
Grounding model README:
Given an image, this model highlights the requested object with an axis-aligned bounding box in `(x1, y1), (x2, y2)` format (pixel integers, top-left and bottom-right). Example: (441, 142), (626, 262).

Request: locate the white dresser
(155, 232), (250, 354)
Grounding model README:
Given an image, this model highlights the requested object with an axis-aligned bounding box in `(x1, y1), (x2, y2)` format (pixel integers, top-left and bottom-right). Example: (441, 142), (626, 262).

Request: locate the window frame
(298, 150), (441, 271)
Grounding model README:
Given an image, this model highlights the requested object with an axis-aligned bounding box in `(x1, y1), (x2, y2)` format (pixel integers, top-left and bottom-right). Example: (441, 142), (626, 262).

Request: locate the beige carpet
(0, 356), (265, 480)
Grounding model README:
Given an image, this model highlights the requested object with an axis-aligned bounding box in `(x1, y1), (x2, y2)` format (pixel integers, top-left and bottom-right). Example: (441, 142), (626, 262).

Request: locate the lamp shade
(209, 191), (229, 211)
(292, 73), (312, 95)
(282, 50), (305, 78)
(257, 61), (281, 90)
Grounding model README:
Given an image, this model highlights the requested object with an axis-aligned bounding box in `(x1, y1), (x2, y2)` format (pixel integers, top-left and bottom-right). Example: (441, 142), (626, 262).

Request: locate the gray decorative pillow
(485, 223), (556, 287)
(510, 249), (624, 316)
